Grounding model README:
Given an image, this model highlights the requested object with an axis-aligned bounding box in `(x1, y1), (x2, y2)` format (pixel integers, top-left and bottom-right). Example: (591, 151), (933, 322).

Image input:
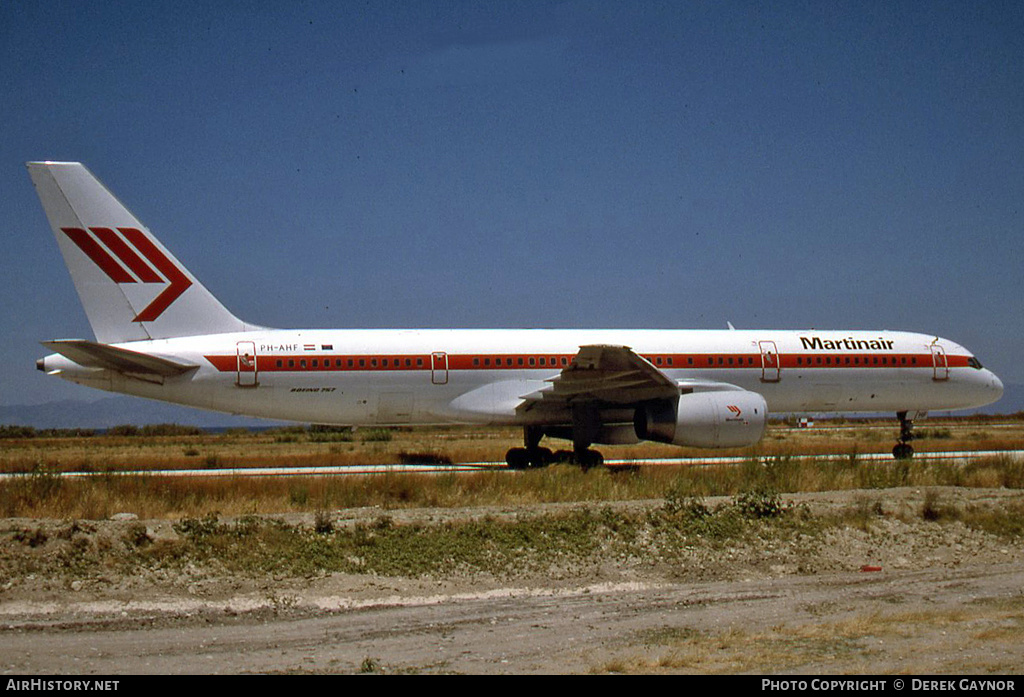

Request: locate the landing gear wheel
(551, 449), (575, 464)
(892, 443), (914, 460)
(505, 447), (553, 470)
(528, 447), (552, 469)
(575, 449), (605, 470)
(506, 447), (530, 470)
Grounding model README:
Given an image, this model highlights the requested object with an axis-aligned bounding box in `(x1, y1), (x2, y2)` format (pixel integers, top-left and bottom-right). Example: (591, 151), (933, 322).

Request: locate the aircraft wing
(41, 339), (198, 377)
(517, 344), (750, 412)
(516, 345), (678, 411)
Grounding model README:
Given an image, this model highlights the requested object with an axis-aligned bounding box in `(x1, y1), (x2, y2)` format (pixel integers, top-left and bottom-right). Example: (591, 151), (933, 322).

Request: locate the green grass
(4, 489), (816, 583)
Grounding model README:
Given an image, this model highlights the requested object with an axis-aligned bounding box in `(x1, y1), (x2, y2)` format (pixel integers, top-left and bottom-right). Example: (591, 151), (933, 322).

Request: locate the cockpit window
(967, 356), (983, 370)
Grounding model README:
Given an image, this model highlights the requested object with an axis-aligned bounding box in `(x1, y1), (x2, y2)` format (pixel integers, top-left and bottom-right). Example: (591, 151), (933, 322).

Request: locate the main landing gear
(505, 425), (552, 470)
(892, 411), (915, 460)
(505, 426), (605, 470)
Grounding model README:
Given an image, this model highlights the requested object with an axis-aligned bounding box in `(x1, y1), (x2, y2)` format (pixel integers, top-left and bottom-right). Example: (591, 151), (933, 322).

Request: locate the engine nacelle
(634, 390), (767, 448)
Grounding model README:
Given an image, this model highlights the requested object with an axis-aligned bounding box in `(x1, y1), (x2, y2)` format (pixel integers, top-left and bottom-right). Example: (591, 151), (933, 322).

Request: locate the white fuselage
(42, 328), (1004, 426)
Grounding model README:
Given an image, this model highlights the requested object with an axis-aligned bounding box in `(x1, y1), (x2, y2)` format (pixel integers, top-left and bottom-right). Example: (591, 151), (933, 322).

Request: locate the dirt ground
(1, 486), (1023, 675)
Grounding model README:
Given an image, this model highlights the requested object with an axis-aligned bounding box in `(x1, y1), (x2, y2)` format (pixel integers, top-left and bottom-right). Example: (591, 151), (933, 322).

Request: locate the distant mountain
(0, 396), (286, 430)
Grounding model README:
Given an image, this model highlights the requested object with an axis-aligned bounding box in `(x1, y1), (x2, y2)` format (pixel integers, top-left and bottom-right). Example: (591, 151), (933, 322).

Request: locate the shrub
(734, 488), (787, 519)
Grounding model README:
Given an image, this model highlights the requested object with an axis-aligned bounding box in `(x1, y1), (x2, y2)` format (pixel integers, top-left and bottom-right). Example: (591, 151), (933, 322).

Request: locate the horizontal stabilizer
(41, 340), (197, 377)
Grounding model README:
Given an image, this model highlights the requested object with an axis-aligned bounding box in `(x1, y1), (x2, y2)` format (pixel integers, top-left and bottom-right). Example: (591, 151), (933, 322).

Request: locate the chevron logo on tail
(61, 226), (192, 322)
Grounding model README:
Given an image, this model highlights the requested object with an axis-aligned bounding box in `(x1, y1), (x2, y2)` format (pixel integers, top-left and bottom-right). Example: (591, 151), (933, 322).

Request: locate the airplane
(28, 162), (1004, 468)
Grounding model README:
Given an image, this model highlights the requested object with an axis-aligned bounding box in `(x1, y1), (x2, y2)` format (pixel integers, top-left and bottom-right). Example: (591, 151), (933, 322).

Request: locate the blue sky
(1, 0), (1022, 407)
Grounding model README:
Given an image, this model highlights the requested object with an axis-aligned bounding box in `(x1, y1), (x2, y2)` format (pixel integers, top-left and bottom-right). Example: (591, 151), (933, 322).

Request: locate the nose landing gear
(893, 411), (915, 459)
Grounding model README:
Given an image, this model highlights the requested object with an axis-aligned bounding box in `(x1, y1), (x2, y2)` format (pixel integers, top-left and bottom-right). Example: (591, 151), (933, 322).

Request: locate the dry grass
(596, 597), (1024, 674)
(3, 418), (1023, 475)
(1, 418), (1022, 519)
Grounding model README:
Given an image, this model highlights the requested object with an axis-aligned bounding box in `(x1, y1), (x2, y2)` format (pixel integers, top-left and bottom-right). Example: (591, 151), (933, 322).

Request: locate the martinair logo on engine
(61, 227), (192, 322)
(726, 405), (743, 421)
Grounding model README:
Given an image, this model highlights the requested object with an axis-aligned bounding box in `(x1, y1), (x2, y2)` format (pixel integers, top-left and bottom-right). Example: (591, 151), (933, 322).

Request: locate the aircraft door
(931, 344), (949, 381)
(759, 340), (781, 382)
(431, 351), (448, 385)
(236, 341), (258, 387)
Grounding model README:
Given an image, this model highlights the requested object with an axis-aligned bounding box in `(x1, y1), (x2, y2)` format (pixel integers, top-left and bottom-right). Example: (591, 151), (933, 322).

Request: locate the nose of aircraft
(988, 370), (1005, 402)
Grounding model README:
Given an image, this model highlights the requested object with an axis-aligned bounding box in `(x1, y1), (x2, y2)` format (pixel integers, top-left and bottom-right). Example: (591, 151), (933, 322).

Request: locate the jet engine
(634, 390), (768, 448)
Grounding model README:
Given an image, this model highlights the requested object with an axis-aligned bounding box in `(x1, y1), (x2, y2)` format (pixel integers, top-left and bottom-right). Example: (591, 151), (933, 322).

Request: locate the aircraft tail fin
(27, 162), (251, 343)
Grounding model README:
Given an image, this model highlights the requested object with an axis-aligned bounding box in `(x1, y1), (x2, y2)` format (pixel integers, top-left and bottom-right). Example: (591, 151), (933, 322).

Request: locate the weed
(662, 481), (712, 521)
(308, 426), (354, 443)
(13, 527), (48, 547)
(359, 657), (383, 674)
(734, 488), (787, 519)
(122, 522), (152, 548)
(361, 428), (393, 443)
(920, 490), (953, 522)
(289, 486), (310, 506)
(173, 513), (222, 539)
(314, 509), (334, 534)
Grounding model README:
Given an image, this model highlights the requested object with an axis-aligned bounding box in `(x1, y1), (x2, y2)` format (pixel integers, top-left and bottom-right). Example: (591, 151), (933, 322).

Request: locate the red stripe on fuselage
(202, 351), (968, 373)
